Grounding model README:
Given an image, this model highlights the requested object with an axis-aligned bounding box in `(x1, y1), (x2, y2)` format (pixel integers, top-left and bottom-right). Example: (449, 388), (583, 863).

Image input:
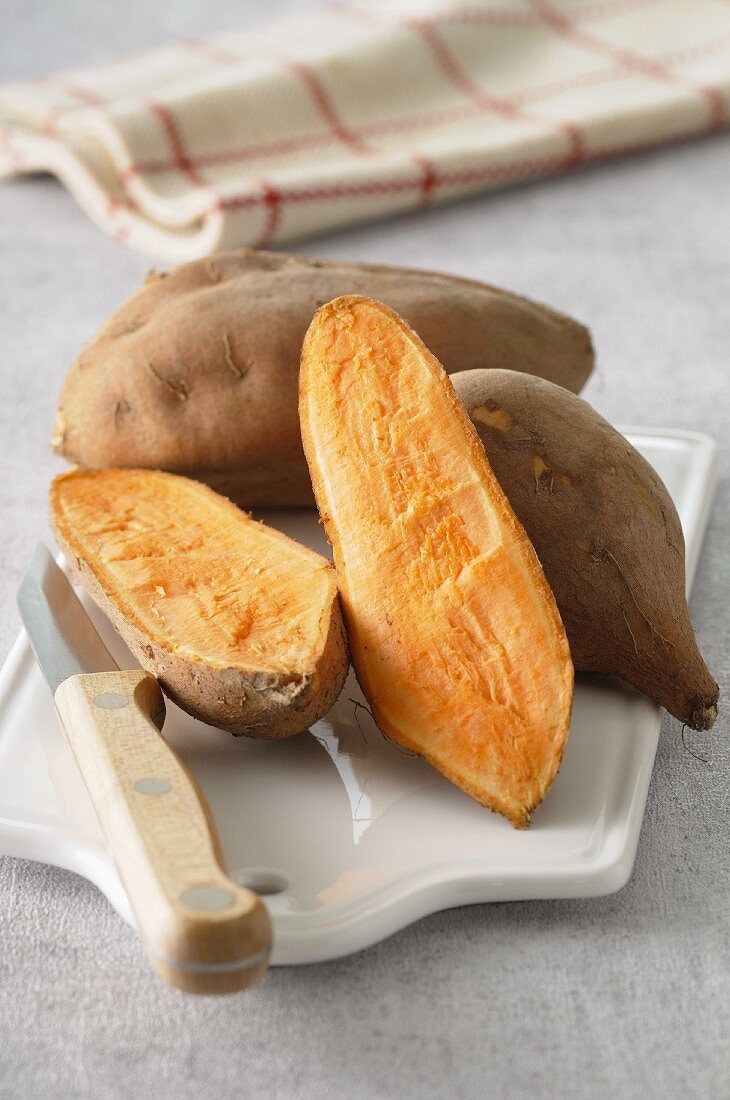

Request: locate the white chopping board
(0, 428), (718, 965)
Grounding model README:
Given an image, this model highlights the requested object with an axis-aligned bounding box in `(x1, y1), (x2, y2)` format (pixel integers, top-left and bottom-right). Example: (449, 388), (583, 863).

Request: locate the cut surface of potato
(50, 468), (348, 737)
(300, 296), (574, 827)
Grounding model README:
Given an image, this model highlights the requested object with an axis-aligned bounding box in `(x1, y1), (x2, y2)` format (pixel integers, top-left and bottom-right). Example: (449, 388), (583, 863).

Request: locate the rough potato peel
(52, 249), (594, 507)
(452, 369), (719, 731)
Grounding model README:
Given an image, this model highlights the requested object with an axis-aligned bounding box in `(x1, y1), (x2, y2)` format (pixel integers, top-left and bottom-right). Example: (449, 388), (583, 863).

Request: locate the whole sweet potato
(451, 369), (718, 731)
(52, 250), (593, 507)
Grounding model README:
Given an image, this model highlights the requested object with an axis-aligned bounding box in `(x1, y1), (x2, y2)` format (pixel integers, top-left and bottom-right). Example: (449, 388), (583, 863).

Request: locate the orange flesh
(300, 297), (573, 827)
(51, 469), (335, 673)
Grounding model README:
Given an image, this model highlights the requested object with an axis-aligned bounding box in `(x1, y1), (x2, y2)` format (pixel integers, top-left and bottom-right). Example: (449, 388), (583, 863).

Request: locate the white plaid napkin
(1, 0), (728, 261)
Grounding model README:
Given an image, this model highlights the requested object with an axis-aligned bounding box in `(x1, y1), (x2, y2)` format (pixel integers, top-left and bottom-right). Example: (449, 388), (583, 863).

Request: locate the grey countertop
(1, 3), (728, 1098)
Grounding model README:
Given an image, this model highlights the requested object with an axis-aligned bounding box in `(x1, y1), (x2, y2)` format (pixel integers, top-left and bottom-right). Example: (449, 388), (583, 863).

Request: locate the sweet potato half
(52, 249), (594, 507)
(50, 469), (348, 737)
(300, 297), (574, 828)
(453, 369), (719, 731)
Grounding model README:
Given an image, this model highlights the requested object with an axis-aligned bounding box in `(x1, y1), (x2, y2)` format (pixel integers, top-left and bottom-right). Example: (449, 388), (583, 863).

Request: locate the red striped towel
(1, 0), (728, 260)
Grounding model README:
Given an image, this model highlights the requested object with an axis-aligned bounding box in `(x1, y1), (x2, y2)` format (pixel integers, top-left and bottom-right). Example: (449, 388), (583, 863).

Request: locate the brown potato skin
(452, 369), (718, 731)
(52, 249), (594, 507)
(50, 470), (349, 738)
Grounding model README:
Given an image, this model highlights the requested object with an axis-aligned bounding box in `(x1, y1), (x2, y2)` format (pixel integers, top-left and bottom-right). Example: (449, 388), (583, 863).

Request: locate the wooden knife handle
(54, 669), (271, 994)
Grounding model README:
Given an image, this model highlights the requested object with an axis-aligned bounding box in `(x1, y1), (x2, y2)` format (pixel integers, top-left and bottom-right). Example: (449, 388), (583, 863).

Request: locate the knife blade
(18, 544), (119, 685)
(17, 544), (271, 994)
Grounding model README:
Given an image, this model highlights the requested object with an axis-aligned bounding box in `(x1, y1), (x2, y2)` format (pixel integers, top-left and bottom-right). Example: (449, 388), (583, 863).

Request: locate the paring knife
(17, 545), (271, 994)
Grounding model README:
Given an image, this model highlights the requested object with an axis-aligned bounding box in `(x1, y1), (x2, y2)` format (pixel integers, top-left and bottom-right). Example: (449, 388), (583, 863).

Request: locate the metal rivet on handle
(180, 885), (235, 912)
(133, 778), (172, 796)
(92, 692), (129, 710)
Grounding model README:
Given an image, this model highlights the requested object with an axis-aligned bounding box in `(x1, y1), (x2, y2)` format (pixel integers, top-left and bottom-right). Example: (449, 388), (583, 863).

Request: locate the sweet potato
(50, 468), (348, 737)
(299, 297), (574, 828)
(452, 369), (718, 731)
(52, 249), (594, 507)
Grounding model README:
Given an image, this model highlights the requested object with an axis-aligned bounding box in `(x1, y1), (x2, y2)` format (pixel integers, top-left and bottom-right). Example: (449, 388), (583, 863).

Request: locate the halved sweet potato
(50, 468), (348, 737)
(299, 296), (574, 828)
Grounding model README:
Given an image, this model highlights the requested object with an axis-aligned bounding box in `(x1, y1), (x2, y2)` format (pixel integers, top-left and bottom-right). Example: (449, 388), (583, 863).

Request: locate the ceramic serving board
(0, 429), (718, 965)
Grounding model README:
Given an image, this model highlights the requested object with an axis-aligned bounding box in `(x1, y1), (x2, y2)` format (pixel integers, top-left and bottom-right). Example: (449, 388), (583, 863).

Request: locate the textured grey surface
(1, 3), (728, 1099)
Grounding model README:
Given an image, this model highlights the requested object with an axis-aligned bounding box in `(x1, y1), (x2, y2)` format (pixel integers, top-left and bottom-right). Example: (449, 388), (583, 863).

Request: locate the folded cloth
(1, 0), (729, 261)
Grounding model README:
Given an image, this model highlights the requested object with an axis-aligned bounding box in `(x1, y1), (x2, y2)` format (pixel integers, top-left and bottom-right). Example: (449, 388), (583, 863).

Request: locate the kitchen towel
(1, 0), (729, 262)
